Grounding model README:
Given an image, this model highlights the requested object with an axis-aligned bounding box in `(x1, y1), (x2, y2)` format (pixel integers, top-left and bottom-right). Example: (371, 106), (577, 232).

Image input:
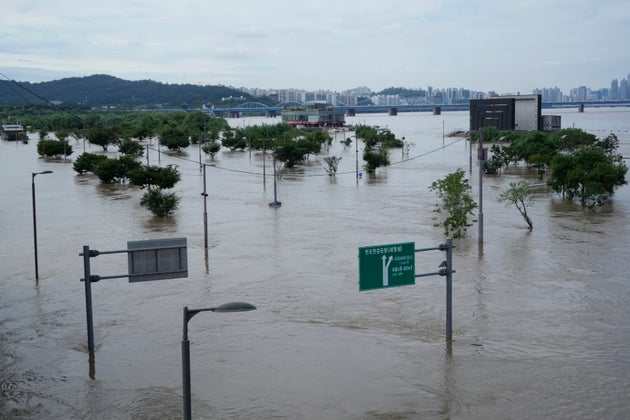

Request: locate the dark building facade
(470, 94), (542, 132)
(469, 98), (516, 131)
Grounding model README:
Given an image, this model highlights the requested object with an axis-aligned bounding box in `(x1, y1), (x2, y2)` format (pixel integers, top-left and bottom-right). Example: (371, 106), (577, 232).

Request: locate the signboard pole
(82, 245), (96, 378)
(79, 238), (188, 378)
(359, 240), (455, 342)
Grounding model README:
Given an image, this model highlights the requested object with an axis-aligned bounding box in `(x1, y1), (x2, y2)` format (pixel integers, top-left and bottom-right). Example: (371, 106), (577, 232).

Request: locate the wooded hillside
(0, 74), (268, 108)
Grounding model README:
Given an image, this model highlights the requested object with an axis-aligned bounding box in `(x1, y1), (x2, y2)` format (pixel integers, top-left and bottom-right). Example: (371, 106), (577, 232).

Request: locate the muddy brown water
(1, 108), (629, 419)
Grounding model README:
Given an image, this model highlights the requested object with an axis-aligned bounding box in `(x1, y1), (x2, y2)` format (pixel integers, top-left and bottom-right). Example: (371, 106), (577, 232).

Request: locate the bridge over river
(197, 100), (630, 118)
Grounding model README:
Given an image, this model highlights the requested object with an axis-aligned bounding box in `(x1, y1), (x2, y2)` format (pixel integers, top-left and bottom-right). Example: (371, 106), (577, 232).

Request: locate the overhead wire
(0, 71), (85, 125)
(147, 133), (467, 180)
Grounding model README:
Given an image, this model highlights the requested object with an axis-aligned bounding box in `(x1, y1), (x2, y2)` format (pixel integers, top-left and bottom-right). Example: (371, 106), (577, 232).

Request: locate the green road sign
(358, 242), (415, 291)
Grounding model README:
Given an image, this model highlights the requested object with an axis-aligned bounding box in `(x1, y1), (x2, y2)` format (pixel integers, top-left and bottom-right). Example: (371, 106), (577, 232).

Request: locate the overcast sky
(1, 0), (628, 94)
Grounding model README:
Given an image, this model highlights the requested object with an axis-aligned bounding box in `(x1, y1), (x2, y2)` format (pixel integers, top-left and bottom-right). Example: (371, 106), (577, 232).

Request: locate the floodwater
(1, 108), (629, 419)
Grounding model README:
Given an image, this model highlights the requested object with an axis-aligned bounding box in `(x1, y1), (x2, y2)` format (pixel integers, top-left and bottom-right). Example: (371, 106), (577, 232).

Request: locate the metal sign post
(82, 245), (96, 379)
(359, 239), (455, 342)
(80, 238), (188, 378)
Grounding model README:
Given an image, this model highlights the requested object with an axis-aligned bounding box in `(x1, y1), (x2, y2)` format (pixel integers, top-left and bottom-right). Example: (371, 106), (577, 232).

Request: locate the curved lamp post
(32, 170), (53, 280)
(182, 301), (257, 420)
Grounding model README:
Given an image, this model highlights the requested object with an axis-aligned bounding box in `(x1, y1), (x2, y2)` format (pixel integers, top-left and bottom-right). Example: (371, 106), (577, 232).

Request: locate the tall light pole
(202, 164), (209, 249)
(262, 137), (267, 190)
(478, 128), (485, 245)
(269, 153), (281, 207)
(182, 301), (256, 420)
(355, 135), (359, 185)
(32, 170), (53, 280)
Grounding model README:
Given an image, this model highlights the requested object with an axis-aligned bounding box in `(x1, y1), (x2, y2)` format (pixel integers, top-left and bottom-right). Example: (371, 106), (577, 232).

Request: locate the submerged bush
(140, 188), (179, 217)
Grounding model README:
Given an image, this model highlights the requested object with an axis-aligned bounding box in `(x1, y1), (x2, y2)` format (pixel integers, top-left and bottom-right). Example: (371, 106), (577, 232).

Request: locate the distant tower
(610, 79), (619, 100)
(620, 79), (629, 100)
(577, 86), (587, 101)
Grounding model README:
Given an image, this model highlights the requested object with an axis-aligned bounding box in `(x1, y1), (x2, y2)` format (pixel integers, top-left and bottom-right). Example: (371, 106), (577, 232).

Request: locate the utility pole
(478, 128), (484, 245)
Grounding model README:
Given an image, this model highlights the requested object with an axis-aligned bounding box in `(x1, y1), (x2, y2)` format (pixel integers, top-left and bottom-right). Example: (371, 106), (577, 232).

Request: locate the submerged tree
(323, 156), (341, 176)
(273, 136), (321, 168)
(128, 164), (181, 216)
(128, 164), (181, 189)
(87, 127), (118, 151)
(37, 139), (73, 158)
(430, 169), (478, 238)
(159, 126), (190, 151)
(498, 181), (534, 230)
(363, 147), (389, 173)
(202, 140), (221, 158)
(118, 139), (145, 156)
(140, 188), (179, 217)
(92, 155), (142, 183)
(548, 145), (627, 208)
(73, 152), (108, 174)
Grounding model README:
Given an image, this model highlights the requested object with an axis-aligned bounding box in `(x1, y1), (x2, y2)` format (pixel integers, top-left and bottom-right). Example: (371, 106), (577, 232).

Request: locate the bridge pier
(433, 107), (442, 115)
(346, 108), (356, 117)
(229, 111), (240, 118)
(388, 107), (398, 116)
(266, 110), (277, 117)
(578, 103), (584, 112)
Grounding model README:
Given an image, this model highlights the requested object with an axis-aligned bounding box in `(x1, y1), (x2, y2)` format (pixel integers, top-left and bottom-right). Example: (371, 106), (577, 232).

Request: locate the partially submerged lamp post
(182, 301), (257, 420)
(262, 137), (267, 191)
(32, 170), (53, 281)
(355, 135), (359, 185)
(201, 164), (209, 249)
(478, 128), (485, 245)
(269, 152), (281, 207)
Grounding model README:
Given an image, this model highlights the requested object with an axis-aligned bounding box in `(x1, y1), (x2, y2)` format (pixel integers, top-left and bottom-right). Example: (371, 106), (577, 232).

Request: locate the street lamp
(201, 164), (209, 249)
(355, 135), (359, 185)
(269, 152), (281, 207)
(32, 170), (53, 281)
(182, 301), (257, 420)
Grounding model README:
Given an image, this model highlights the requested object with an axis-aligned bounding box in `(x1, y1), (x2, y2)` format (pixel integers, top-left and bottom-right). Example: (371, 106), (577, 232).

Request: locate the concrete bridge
(197, 100), (630, 118)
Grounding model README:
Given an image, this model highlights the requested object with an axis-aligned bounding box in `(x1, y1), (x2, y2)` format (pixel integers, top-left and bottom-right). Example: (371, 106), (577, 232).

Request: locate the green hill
(0, 74), (267, 108)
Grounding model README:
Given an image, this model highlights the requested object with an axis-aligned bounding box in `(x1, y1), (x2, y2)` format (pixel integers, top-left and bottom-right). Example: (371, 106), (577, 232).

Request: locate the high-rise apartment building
(610, 79), (619, 100)
(620, 79), (628, 100)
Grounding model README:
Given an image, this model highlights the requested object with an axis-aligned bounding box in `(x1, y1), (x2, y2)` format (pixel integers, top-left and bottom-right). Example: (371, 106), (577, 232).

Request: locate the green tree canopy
(362, 148), (390, 173)
(548, 145), (627, 208)
(498, 181), (534, 230)
(87, 127), (118, 151)
(140, 188), (179, 217)
(430, 169), (478, 238)
(37, 139), (73, 158)
(73, 152), (108, 174)
(355, 125), (404, 148)
(93, 155), (142, 183)
(118, 139), (145, 156)
(273, 138), (318, 168)
(202, 141), (221, 158)
(128, 164), (181, 189)
(159, 126), (190, 151)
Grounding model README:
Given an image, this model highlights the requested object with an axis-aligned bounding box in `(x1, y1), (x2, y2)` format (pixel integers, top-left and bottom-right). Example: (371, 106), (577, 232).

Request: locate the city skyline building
(238, 72), (630, 106)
